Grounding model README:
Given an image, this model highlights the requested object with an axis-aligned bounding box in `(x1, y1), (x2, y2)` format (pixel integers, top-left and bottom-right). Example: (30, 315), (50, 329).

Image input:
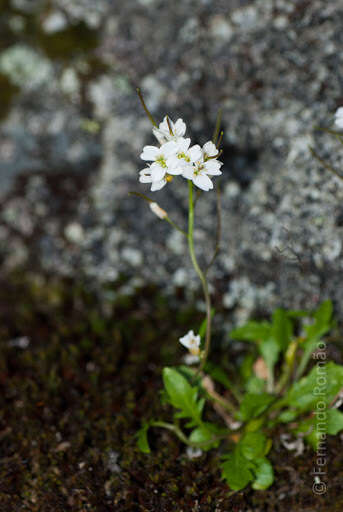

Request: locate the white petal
(179, 331), (193, 349)
(161, 140), (178, 157)
(193, 174), (213, 191)
(168, 166), (184, 176)
(203, 141), (218, 157)
(151, 179), (166, 191)
(152, 127), (167, 144)
(204, 160), (223, 175)
(188, 145), (202, 162)
(182, 166), (195, 180)
(159, 116), (170, 131)
(150, 162), (166, 181)
(174, 118), (186, 136)
(166, 155), (179, 167)
(335, 107), (343, 119)
(176, 137), (191, 153)
(141, 145), (160, 161)
(139, 169), (153, 183)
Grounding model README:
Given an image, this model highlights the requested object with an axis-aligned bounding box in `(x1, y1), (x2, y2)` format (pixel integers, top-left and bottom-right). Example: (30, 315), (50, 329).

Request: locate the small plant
(133, 92), (343, 492)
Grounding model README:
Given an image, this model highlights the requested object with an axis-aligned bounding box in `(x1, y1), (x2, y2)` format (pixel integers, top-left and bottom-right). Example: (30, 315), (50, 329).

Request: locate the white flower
(183, 158), (222, 191)
(334, 107), (343, 129)
(139, 168), (168, 191)
(167, 137), (202, 173)
(179, 330), (201, 356)
(153, 116), (186, 144)
(140, 140), (181, 181)
(202, 141), (219, 160)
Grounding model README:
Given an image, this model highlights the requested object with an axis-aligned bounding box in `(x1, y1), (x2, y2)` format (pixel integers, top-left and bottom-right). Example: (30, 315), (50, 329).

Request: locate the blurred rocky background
(1, 0), (343, 322)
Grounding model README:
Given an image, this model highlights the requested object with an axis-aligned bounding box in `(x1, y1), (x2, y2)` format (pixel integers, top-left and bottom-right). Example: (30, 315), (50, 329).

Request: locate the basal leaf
(239, 432), (268, 460)
(163, 367), (202, 425)
(251, 457), (274, 490)
(189, 422), (223, 450)
(221, 450), (254, 491)
(327, 408), (343, 435)
(238, 393), (275, 421)
(285, 362), (343, 413)
(230, 321), (271, 342)
(137, 423), (151, 454)
(271, 308), (293, 352)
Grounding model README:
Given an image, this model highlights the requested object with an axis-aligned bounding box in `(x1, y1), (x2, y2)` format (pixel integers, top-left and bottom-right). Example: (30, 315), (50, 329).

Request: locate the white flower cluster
(139, 116), (223, 192)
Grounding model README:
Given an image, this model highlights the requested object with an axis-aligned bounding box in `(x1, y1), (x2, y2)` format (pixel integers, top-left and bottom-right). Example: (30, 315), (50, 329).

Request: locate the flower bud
(149, 202), (167, 219)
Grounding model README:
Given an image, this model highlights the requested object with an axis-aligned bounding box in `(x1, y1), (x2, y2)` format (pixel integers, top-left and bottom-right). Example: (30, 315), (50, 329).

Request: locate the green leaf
(136, 423), (151, 454)
(286, 310), (310, 319)
(295, 417), (323, 450)
(240, 432), (267, 460)
(296, 301), (334, 378)
(189, 422), (224, 450)
(230, 321), (271, 342)
(278, 410), (298, 423)
(246, 376), (266, 394)
(327, 409), (343, 435)
(271, 308), (293, 352)
(239, 393), (275, 421)
(162, 367), (203, 425)
(285, 362), (343, 413)
(260, 337), (280, 379)
(221, 450), (254, 491)
(252, 458), (274, 490)
(240, 354), (255, 382)
(307, 300), (333, 340)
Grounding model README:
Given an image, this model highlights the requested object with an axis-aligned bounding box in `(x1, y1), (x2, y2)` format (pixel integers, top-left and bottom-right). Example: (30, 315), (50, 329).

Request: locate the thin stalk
(150, 421), (229, 448)
(165, 216), (187, 236)
(310, 147), (343, 181)
(150, 421), (191, 445)
(216, 131), (224, 150)
(136, 88), (157, 127)
(188, 181), (212, 373)
(129, 192), (187, 236)
(212, 109), (222, 145)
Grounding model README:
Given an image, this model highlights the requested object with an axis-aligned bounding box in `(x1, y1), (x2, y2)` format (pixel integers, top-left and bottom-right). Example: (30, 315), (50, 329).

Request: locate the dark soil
(0, 271), (342, 511)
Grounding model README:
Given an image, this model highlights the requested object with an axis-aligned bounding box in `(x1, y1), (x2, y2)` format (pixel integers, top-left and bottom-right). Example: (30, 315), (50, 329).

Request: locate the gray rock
(1, 0), (343, 322)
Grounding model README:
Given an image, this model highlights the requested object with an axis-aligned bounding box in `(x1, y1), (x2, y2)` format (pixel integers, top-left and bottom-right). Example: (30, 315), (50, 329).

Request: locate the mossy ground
(0, 272), (342, 511)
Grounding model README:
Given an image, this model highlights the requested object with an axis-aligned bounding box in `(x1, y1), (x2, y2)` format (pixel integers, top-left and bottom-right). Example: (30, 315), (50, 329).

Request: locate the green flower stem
(275, 338), (299, 394)
(150, 421), (191, 445)
(165, 216), (188, 236)
(150, 421), (229, 448)
(188, 181), (212, 373)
